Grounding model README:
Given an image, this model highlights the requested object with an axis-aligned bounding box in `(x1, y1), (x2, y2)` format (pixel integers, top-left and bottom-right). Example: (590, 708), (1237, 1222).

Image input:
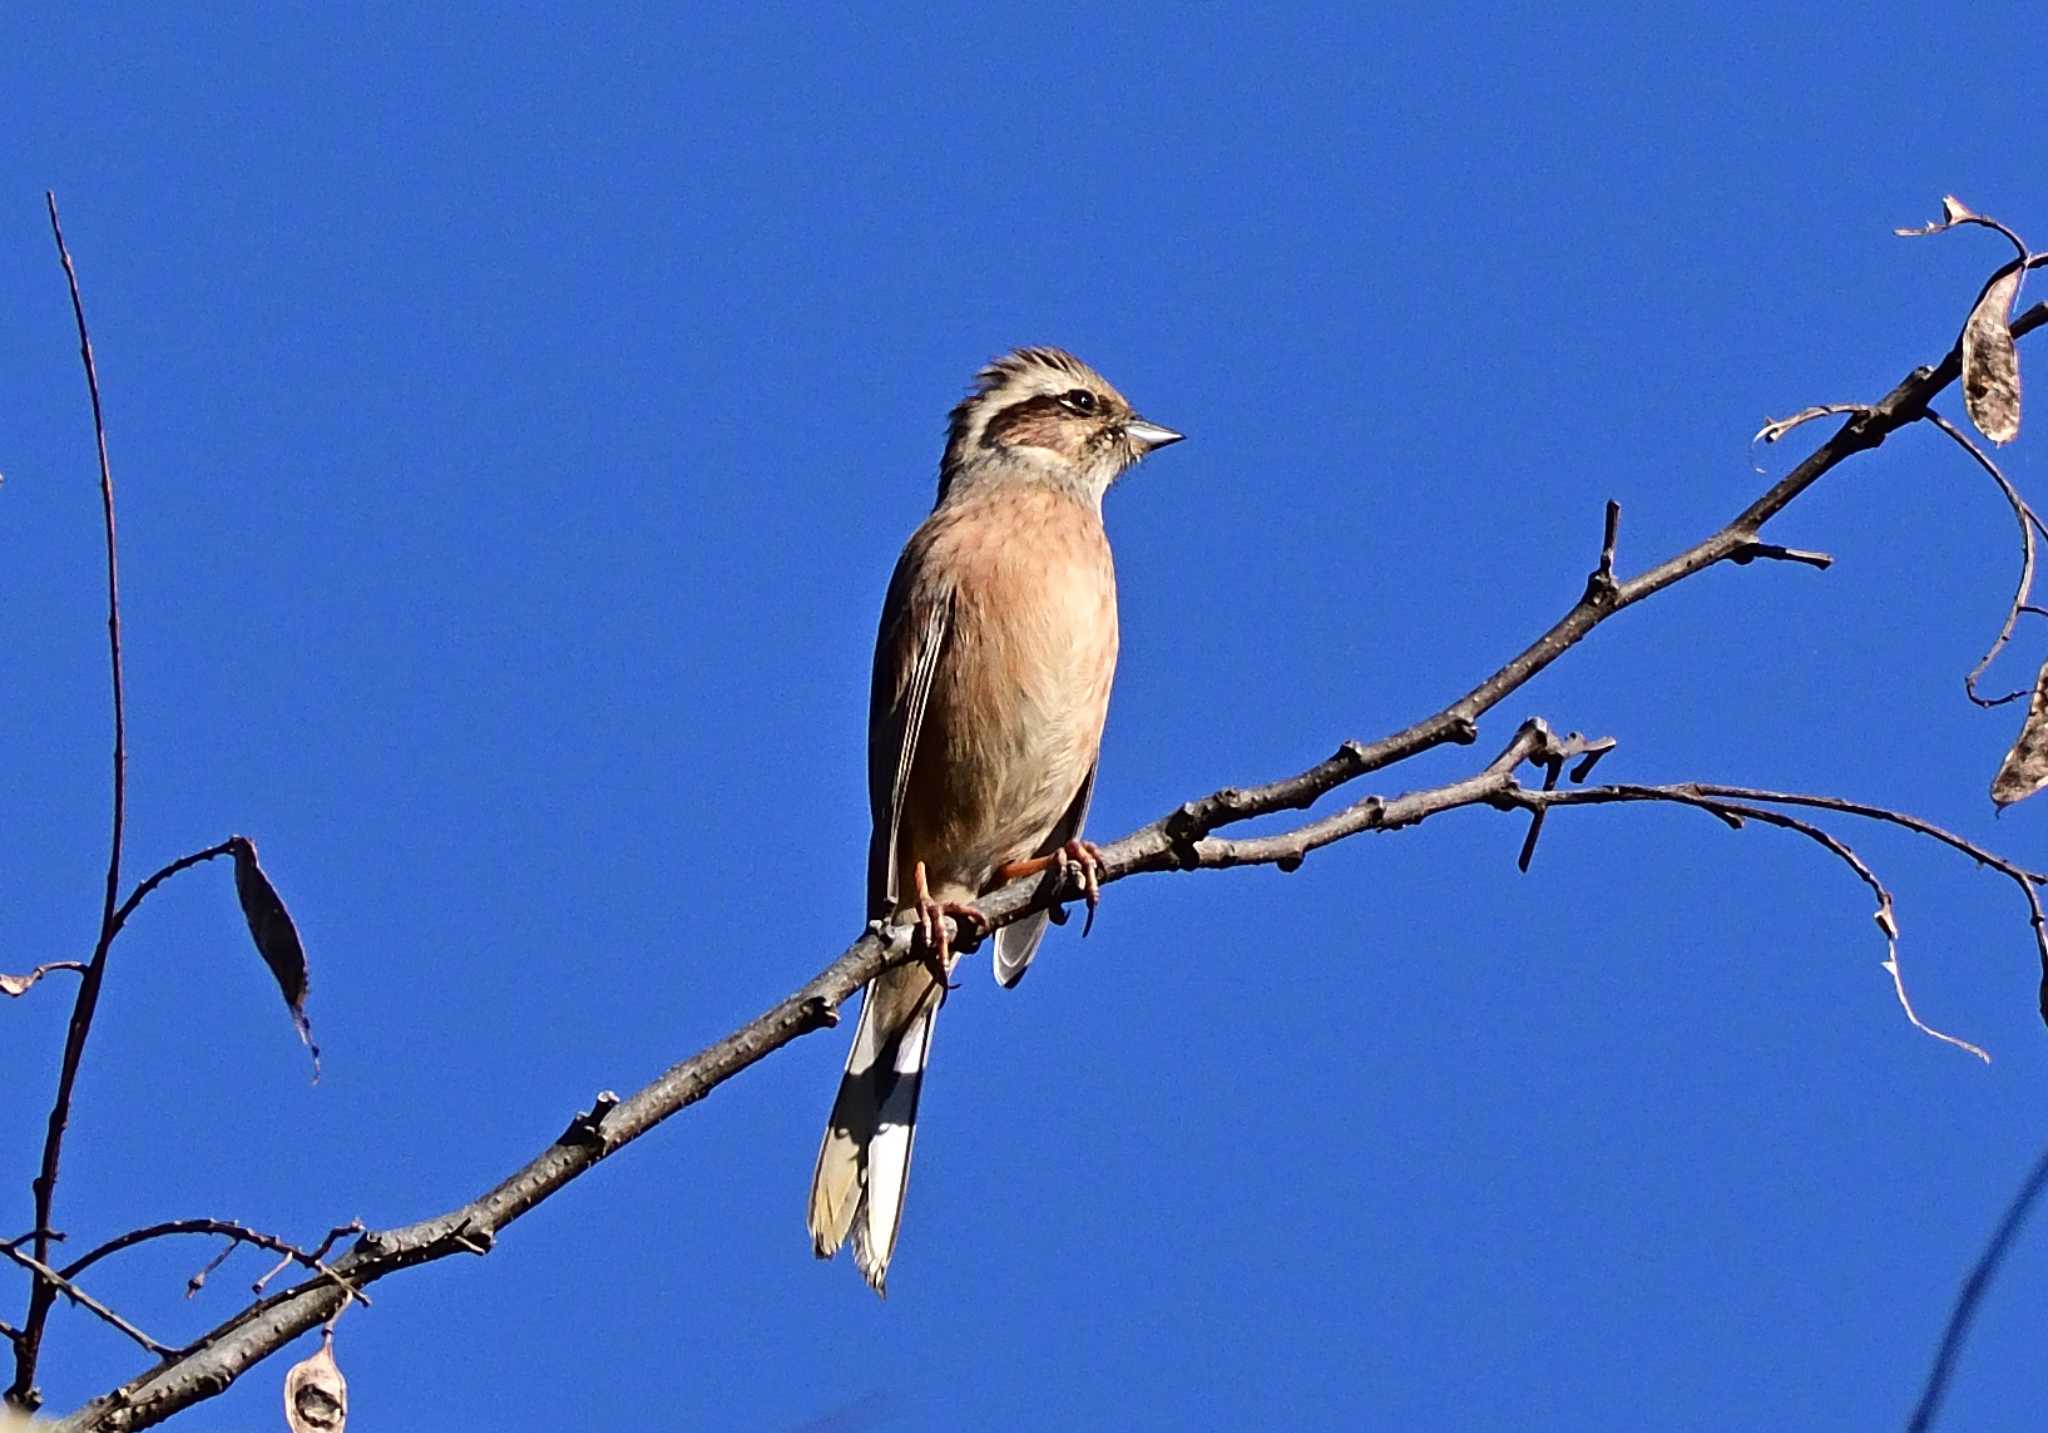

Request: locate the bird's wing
(867, 573), (954, 918)
(992, 758), (1097, 988)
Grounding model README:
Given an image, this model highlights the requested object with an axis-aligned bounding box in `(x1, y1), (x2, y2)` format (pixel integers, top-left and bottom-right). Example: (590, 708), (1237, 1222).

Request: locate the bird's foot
(1054, 839), (1106, 936)
(912, 861), (984, 991)
(996, 839), (1107, 936)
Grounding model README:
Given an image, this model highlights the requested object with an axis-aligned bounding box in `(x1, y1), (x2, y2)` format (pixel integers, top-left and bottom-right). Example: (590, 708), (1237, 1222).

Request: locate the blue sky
(6, 4), (2048, 1429)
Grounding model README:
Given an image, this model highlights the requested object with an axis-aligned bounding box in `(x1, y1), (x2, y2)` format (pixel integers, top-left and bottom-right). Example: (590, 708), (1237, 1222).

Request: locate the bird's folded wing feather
(867, 578), (954, 917)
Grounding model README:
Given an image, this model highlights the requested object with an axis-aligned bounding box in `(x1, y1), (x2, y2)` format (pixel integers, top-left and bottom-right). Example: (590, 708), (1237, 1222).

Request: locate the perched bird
(808, 346), (1183, 1294)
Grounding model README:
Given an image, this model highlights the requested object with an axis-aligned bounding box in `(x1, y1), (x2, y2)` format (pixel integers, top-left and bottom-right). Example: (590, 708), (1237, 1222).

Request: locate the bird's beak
(1124, 418), (1185, 453)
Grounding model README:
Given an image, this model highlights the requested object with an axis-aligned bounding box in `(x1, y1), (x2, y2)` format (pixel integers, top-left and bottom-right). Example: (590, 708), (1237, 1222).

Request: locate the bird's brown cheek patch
(981, 394), (1077, 456)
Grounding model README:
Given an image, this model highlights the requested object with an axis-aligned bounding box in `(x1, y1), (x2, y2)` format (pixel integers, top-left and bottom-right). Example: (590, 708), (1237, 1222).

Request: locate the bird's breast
(906, 488), (1119, 888)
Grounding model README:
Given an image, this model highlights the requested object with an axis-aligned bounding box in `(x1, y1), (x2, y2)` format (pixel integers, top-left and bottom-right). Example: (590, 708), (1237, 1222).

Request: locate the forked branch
(27, 213), (2048, 1432)
(48, 709), (2043, 1430)
(14, 192), (133, 1412)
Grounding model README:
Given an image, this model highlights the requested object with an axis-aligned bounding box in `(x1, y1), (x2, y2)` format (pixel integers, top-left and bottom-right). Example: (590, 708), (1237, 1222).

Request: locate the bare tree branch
(1923, 409), (2048, 707)
(56, 1221), (366, 1309)
(15, 192), (133, 1410)
(0, 1247), (170, 1361)
(1906, 1142), (2048, 1432)
(47, 717), (2045, 1430)
(108, 844), (241, 938)
(28, 226), (2048, 1431)
(9, 197), (257, 1414)
(1150, 300), (2048, 850)
(1577, 777), (2048, 1036)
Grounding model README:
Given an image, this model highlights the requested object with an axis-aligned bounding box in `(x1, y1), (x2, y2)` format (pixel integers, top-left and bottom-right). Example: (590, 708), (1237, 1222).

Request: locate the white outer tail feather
(809, 969), (943, 1295)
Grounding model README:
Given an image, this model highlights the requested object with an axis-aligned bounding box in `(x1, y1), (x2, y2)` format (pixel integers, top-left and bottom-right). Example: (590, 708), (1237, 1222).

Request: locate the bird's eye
(1059, 389), (1098, 415)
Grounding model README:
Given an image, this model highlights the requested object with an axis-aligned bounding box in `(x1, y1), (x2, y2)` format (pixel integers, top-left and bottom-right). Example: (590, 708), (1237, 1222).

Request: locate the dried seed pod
(1, 961), (84, 997)
(231, 836), (320, 1075)
(1961, 265), (2023, 445)
(282, 1332), (347, 1433)
(1991, 655), (2048, 807)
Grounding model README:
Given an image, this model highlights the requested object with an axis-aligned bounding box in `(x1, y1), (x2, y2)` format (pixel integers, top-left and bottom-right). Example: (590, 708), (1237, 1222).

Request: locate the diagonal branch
(1906, 1142), (2048, 1433)
(49, 715), (2045, 1431)
(0, 1246), (171, 1361)
(1155, 302), (2048, 846)
(37, 254), (2048, 1433)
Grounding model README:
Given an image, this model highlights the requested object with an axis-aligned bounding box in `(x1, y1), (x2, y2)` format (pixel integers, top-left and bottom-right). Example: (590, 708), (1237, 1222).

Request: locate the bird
(807, 346), (1183, 1294)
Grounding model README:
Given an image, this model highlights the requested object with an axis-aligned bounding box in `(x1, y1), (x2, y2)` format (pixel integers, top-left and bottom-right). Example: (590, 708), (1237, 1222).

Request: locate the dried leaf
(1992, 656), (2048, 807)
(231, 836), (320, 1076)
(283, 1332), (348, 1433)
(1962, 266), (2023, 444)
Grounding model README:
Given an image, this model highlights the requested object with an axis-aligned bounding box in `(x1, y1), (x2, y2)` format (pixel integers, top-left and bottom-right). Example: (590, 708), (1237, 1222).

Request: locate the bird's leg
(995, 839), (1107, 937)
(912, 860), (985, 991)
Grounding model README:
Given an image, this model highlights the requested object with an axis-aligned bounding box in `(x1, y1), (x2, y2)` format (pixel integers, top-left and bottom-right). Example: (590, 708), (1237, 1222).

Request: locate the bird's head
(938, 346), (1182, 505)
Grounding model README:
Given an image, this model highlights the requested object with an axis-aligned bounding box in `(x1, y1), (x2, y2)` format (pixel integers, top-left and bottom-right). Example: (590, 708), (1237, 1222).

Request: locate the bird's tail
(808, 960), (947, 1295)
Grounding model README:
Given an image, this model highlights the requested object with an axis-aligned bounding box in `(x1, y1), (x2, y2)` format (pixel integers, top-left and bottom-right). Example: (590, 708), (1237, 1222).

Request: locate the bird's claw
(1051, 839), (1106, 937)
(995, 840), (1109, 937)
(912, 861), (984, 992)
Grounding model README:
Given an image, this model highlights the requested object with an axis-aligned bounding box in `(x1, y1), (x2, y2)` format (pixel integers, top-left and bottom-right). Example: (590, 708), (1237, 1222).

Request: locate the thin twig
(1528, 781), (2048, 960)
(1514, 726), (1575, 873)
(0, 1246), (171, 1359)
(1925, 410), (2048, 707)
(1597, 500), (1620, 585)
(14, 193), (132, 1410)
(0, 963), (89, 998)
(183, 1244), (233, 1300)
(1754, 403), (1873, 449)
(108, 842), (239, 936)
(1, 846), (238, 1003)
(319, 1297), (353, 1338)
(1677, 783), (2048, 1010)
(1729, 542), (1834, 570)
(1905, 1142), (2048, 1433)
(1509, 782), (1990, 1061)
(0, 1233), (63, 1254)
(57, 1220), (367, 1310)
(251, 1222), (364, 1298)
